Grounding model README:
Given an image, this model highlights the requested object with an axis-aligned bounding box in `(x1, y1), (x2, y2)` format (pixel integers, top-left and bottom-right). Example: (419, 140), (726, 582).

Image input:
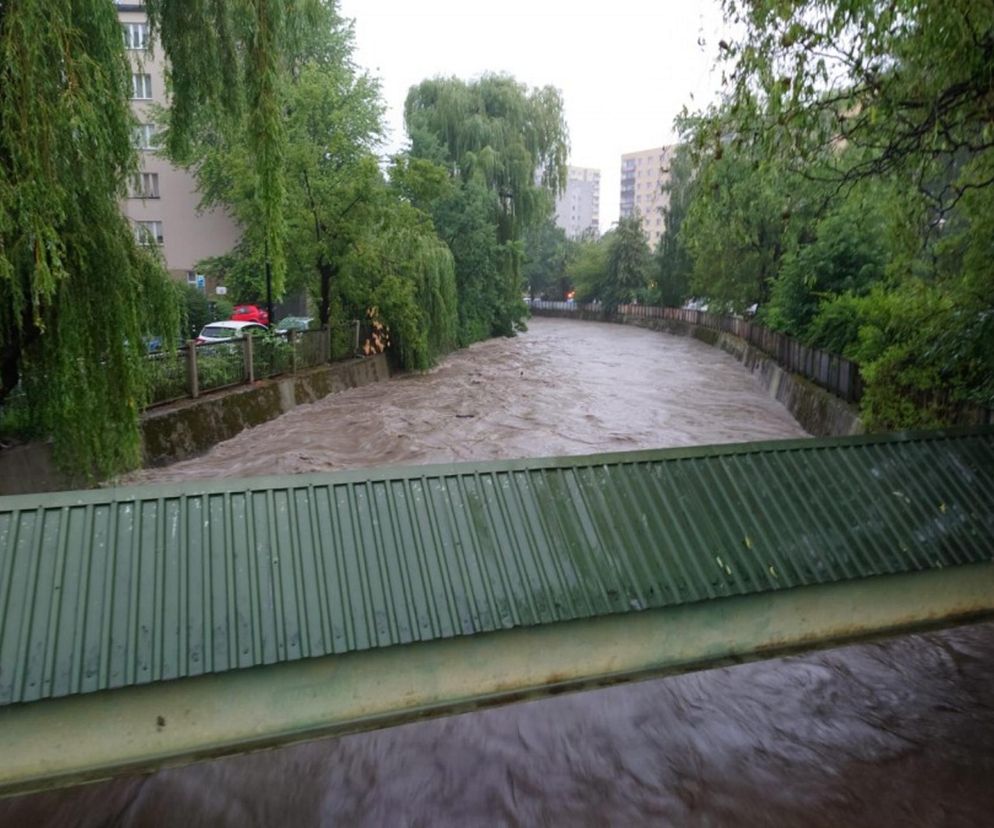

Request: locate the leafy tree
(572, 217), (650, 309)
(404, 75), (569, 339)
(571, 236), (610, 304)
(522, 219), (570, 300)
(338, 195), (458, 370)
(181, 285), (212, 341)
(429, 177), (508, 344)
(190, 5), (459, 371)
(714, 1), (994, 216)
(694, 0), (994, 425)
(190, 3), (383, 319)
(764, 186), (889, 336)
(0, 0), (315, 475)
(679, 141), (794, 311)
(603, 216), (652, 309)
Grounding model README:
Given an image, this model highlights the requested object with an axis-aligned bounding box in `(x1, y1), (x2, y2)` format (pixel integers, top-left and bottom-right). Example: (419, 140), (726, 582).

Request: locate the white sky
(338, 0), (731, 230)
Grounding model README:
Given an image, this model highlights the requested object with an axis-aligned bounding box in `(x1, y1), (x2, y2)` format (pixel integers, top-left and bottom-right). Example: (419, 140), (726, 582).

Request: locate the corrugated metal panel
(2, 428), (993, 708)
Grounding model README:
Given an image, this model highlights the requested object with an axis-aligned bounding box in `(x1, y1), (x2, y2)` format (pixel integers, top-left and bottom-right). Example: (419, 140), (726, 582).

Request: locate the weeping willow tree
(404, 75), (569, 340)
(342, 198), (459, 371)
(0, 0), (312, 476)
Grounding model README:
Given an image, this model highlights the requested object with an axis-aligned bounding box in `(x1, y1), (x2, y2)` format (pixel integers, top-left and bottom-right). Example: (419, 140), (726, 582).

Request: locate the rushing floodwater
(126, 317), (807, 483)
(4, 318), (993, 826)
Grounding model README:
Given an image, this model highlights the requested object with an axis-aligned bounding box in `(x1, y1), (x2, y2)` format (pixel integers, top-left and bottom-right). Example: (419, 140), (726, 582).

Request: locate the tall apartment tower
(553, 166), (601, 240)
(619, 146), (674, 250)
(117, 4), (239, 290)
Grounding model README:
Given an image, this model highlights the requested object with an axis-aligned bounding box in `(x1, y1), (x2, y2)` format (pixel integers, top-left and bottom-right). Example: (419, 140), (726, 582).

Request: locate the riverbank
(0, 354), (390, 495)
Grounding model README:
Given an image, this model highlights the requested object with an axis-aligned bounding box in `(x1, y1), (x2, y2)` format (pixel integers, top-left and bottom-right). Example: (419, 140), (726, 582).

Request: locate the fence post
(289, 330), (298, 374)
(186, 341), (199, 399)
(244, 336), (254, 384)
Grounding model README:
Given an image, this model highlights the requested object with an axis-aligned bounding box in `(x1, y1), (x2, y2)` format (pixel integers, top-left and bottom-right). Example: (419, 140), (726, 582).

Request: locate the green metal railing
(1, 428), (993, 794)
(145, 327), (364, 408)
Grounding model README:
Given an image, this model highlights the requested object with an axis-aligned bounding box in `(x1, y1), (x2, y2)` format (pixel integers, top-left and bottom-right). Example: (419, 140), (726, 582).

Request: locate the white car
(196, 320), (268, 344)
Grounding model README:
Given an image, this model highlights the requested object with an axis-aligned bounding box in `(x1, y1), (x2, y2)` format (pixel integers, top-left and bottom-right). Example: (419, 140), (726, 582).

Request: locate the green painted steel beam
(2, 564), (993, 798)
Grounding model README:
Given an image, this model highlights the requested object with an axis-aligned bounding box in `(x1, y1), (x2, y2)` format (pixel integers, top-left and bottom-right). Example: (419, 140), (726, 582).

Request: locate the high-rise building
(553, 166), (600, 239)
(619, 146), (674, 250)
(117, 4), (240, 291)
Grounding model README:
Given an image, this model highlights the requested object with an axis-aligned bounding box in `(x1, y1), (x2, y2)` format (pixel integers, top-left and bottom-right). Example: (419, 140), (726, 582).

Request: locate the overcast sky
(337, 0), (731, 230)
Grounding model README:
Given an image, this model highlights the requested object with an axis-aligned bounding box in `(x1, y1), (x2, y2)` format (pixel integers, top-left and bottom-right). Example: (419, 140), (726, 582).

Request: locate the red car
(231, 304), (269, 326)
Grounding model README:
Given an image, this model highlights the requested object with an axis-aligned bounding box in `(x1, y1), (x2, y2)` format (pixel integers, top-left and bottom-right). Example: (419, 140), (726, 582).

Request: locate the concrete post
(244, 336), (254, 384)
(186, 341), (199, 399)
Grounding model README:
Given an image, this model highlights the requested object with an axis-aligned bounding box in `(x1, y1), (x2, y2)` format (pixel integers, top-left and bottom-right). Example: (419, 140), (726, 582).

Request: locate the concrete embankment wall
(533, 308), (862, 438)
(0, 354), (390, 495)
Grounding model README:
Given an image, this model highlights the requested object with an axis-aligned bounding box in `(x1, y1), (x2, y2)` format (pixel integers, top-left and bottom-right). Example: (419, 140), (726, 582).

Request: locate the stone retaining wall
(0, 354), (390, 495)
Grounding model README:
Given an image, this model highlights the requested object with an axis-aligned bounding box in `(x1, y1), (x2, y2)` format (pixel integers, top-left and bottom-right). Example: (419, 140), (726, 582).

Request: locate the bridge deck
(1, 428), (993, 795)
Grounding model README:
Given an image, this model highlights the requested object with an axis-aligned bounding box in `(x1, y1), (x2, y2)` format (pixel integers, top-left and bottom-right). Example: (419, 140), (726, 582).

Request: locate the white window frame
(122, 22), (149, 50)
(131, 73), (152, 100)
(130, 172), (160, 199)
(135, 220), (164, 246)
(133, 123), (157, 150)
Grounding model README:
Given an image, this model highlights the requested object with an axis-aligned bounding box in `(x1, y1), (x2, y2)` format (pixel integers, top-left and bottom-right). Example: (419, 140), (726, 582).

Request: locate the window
(131, 73), (152, 99)
(130, 172), (159, 198)
(132, 124), (157, 150)
(135, 220), (164, 245)
(122, 22), (148, 50)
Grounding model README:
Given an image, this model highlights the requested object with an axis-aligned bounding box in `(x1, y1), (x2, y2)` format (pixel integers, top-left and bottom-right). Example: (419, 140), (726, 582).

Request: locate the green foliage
(570, 235), (609, 304)
(679, 143), (794, 312)
(0, 0), (182, 475)
(765, 191), (888, 336)
(188, 2), (384, 309)
(603, 216), (652, 310)
(212, 296), (234, 322)
(423, 176), (506, 343)
(340, 199), (458, 371)
(181, 285), (212, 340)
(668, 1), (994, 425)
(0, 0), (316, 476)
(805, 282), (994, 429)
(150, 0), (324, 291)
(522, 219), (570, 300)
(714, 1), (994, 215)
(404, 75), (569, 342)
(189, 9), (474, 373)
(570, 217), (651, 310)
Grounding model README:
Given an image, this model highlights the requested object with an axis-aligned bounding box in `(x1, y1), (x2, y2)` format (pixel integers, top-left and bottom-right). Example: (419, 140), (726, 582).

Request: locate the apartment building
(553, 166), (601, 240)
(118, 4), (239, 290)
(619, 146), (674, 250)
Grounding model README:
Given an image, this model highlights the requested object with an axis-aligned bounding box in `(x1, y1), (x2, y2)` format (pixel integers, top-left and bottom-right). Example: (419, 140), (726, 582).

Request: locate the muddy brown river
(4, 318), (993, 826)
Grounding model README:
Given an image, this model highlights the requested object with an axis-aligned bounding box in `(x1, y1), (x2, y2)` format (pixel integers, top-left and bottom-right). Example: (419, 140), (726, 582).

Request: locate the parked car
(196, 320), (269, 344)
(231, 304), (270, 326)
(275, 316), (315, 333)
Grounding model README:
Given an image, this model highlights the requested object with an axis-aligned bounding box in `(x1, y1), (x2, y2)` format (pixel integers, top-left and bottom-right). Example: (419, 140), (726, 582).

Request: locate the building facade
(619, 146), (674, 250)
(553, 166), (600, 240)
(117, 4), (240, 290)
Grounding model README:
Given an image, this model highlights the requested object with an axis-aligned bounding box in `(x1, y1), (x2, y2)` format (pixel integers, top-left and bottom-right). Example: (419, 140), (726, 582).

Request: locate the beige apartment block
(118, 4), (240, 292)
(553, 166), (601, 239)
(619, 146), (674, 250)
